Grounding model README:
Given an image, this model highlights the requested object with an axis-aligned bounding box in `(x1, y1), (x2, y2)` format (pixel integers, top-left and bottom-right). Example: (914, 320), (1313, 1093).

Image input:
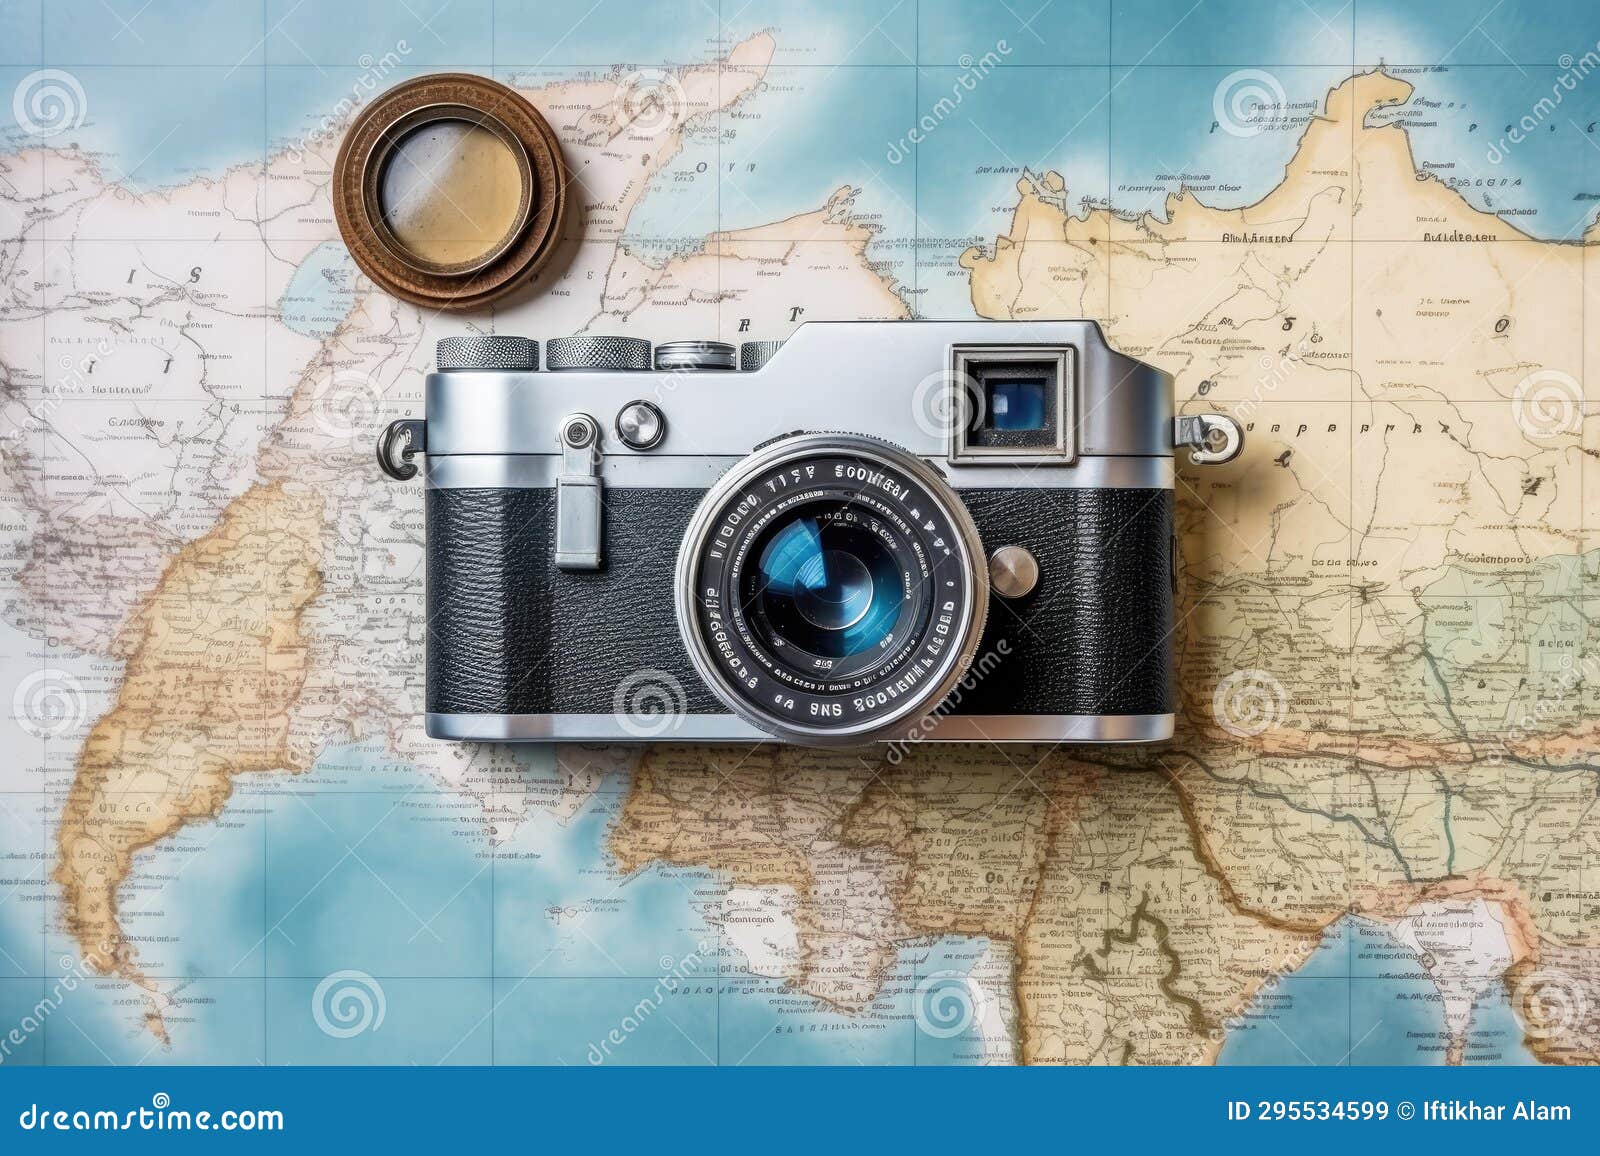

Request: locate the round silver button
(615, 400), (666, 450)
(988, 545), (1040, 600)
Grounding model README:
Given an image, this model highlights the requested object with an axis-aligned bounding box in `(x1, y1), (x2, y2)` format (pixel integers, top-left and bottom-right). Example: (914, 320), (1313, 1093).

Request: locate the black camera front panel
(950, 487), (1174, 718)
(424, 482), (1172, 724)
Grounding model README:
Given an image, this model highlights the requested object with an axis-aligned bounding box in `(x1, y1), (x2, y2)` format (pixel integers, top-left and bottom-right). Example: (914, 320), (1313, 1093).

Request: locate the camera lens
(676, 434), (989, 745)
(788, 549), (874, 633)
(750, 508), (910, 659)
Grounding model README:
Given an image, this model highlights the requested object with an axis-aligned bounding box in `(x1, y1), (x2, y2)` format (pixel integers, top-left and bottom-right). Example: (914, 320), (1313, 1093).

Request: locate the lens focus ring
(675, 433), (989, 745)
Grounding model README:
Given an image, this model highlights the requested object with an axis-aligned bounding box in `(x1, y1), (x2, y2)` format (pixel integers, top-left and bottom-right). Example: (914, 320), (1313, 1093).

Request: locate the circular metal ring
(1188, 413), (1245, 465)
(361, 103), (534, 278)
(334, 74), (567, 312)
(561, 413), (599, 449)
(614, 400), (667, 450)
(675, 433), (990, 746)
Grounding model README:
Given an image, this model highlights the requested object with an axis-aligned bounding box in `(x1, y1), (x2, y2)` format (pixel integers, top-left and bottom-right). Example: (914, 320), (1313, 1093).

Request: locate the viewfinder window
(949, 346), (1074, 463)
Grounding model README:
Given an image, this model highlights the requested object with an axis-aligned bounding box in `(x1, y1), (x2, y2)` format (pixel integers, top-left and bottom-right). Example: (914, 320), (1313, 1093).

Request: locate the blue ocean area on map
(0, 748), (996, 1064)
(1219, 916), (1536, 1066)
(279, 243), (359, 340)
(6, 0), (1596, 307)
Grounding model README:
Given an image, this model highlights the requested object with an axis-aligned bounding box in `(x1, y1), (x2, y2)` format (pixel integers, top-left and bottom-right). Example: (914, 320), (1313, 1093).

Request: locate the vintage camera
(378, 322), (1242, 746)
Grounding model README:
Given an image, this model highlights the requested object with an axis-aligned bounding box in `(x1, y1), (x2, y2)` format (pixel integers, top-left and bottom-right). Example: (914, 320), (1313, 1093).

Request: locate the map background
(0, 0), (1595, 1065)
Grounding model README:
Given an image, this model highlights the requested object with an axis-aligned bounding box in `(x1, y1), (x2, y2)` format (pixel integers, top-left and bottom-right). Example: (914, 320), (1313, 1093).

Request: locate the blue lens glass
(792, 548), (874, 631)
(989, 377), (1047, 430)
(752, 511), (906, 660)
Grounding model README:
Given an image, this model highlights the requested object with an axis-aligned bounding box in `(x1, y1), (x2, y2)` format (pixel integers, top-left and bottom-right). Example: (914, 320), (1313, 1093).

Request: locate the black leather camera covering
(954, 488), (1174, 716)
(425, 485), (1173, 718)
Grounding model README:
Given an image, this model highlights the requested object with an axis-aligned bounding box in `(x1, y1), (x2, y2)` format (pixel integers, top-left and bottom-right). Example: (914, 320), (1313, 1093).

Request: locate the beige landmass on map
(0, 142), (318, 657)
(611, 71), (1600, 1063)
(52, 480), (323, 1039)
(602, 185), (910, 327)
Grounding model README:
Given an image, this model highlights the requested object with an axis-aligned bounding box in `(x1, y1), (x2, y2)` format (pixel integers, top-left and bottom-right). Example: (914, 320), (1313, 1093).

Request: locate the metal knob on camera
(988, 546), (1040, 600)
(545, 335), (652, 371)
(435, 335), (538, 370)
(739, 340), (783, 371)
(655, 340), (736, 371)
(377, 418), (426, 481)
(615, 400), (666, 450)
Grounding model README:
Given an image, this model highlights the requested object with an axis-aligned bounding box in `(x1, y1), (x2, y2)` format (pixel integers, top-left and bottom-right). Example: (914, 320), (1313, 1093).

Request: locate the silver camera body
(379, 321), (1241, 747)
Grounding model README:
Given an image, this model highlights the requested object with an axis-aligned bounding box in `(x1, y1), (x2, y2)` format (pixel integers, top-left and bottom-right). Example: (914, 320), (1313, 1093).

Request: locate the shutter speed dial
(545, 335), (652, 371)
(434, 335), (538, 370)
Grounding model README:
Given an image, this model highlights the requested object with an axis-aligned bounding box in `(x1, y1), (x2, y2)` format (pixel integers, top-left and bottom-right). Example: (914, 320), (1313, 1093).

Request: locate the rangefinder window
(950, 346), (1074, 463)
